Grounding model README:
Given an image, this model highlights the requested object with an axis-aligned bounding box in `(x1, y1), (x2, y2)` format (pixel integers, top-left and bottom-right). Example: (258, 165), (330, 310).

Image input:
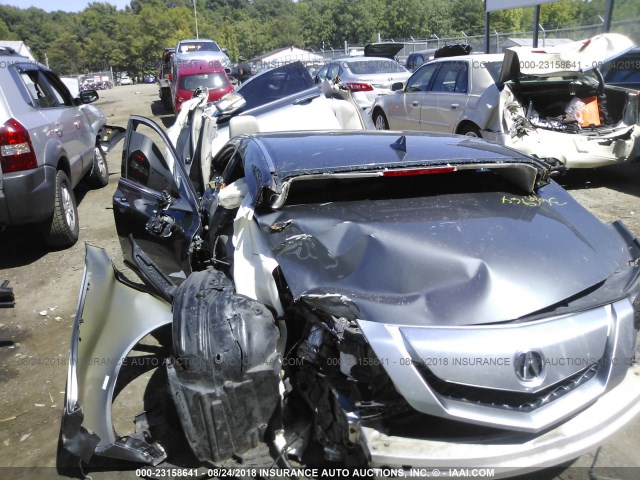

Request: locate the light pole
(193, 0), (199, 39)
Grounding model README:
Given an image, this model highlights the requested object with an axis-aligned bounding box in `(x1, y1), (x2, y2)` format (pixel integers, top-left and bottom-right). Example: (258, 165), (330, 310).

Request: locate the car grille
(416, 361), (600, 412)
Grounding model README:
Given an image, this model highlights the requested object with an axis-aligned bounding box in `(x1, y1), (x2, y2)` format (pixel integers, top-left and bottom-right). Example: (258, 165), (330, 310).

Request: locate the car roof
(0, 50), (35, 63)
(427, 53), (504, 63)
(251, 130), (536, 180)
(343, 56), (402, 63)
(178, 38), (217, 44)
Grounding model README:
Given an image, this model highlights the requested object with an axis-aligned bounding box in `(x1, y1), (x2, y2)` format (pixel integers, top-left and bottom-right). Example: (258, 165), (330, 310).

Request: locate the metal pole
(603, 0), (615, 32)
(484, 0), (491, 54)
(532, 5), (540, 48)
(193, 0), (199, 39)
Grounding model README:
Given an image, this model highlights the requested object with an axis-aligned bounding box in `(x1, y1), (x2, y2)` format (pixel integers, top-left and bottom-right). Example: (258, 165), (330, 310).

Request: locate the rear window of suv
(18, 69), (72, 108)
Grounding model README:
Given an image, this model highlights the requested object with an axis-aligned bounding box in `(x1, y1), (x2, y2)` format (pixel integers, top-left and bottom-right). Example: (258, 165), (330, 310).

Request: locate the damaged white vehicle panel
(372, 33), (640, 168)
(486, 33), (640, 168)
(167, 61), (371, 187)
(62, 122), (640, 477)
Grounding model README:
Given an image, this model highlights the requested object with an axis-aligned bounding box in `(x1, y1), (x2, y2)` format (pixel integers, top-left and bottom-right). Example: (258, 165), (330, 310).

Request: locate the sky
(0, 0), (132, 12)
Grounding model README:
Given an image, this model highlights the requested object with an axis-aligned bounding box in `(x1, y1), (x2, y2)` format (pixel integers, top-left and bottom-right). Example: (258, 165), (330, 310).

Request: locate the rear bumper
(359, 363), (640, 477)
(0, 165), (56, 226)
(485, 127), (640, 169)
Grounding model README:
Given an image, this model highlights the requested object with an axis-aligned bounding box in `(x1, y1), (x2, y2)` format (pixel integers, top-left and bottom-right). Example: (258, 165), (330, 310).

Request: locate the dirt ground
(1, 83), (640, 479)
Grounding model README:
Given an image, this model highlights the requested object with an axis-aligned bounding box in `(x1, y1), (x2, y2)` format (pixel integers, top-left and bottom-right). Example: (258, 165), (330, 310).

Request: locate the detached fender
(61, 245), (171, 465)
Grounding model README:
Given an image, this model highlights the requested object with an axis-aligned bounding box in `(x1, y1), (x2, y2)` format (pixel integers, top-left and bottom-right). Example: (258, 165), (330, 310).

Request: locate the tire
(42, 170), (79, 248)
(373, 110), (389, 130)
(458, 124), (482, 138)
(85, 144), (109, 188)
(161, 89), (172, 111)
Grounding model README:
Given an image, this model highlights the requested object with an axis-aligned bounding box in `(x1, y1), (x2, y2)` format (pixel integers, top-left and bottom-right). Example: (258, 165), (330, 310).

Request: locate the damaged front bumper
(360, 362), (640, 476)
(61, 245), (172, 466)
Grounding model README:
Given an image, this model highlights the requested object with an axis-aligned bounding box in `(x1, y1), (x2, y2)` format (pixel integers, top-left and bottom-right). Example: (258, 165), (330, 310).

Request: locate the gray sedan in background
(315, 56), (411, 111)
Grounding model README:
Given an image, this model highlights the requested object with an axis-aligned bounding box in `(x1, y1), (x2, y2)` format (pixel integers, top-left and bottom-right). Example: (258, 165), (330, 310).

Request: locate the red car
(172, 60), (233, 113)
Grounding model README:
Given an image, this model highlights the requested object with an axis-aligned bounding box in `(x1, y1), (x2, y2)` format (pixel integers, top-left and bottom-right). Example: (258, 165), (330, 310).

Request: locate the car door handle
(53, 125), (62, 136)
(412, 101), (419, 106)
(450, 103), (459, 110)
(74, 121), (81, 129)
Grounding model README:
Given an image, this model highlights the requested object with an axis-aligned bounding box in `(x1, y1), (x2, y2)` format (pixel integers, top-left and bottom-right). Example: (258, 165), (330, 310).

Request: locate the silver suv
(0, 47), (109, 247)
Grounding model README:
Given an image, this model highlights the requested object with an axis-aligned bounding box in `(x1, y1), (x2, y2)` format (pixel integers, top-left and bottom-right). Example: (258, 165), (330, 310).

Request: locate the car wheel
(42, 170), (79, 248)
(85, 145), (109, 188)
(458, 124), (482, 138)
(373, 111), (389, 130)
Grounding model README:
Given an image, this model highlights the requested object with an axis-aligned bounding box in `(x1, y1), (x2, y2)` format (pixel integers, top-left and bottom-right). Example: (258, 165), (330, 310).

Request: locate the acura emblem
(514, 350), (545, 382)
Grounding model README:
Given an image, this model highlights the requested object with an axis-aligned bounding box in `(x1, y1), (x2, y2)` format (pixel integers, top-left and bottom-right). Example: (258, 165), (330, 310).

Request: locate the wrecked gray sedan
(61, 127), (640, 477)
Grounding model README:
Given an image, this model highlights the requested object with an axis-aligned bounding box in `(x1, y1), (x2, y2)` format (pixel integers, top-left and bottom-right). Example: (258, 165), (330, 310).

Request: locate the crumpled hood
(256, 182), (625, 326)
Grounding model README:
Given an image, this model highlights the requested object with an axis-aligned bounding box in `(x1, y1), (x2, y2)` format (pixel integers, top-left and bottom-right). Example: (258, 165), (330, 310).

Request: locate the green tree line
(0, 0), (638, 77)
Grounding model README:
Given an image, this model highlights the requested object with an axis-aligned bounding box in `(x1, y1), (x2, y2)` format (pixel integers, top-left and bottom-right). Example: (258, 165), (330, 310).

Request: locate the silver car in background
(0, 47), (110, 247)
(315, 56), (411, 111)
(173, 38), (231, 73)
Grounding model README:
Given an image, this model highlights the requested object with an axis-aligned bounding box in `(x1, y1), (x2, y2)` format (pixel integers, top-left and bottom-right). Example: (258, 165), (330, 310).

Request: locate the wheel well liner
(169, 267), (281, 464)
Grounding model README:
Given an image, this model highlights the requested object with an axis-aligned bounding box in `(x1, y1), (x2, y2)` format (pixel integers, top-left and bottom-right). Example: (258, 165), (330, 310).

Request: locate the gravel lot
(1, 83), (640, 479)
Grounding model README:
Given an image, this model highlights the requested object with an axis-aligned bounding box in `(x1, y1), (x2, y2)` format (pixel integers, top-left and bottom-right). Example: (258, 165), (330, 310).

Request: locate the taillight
(383, 166), (456, 177)
(346, 82), (374, 92)
(0, 118), (37, 173)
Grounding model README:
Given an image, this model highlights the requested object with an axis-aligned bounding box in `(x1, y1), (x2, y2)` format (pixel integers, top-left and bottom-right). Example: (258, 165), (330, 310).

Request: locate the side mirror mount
(79, 89), (99, 104)
(214, 92), (247, 115)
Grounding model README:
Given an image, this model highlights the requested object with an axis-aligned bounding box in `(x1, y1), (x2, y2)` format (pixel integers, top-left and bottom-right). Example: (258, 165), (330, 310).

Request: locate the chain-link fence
(309, 18), (640, 63)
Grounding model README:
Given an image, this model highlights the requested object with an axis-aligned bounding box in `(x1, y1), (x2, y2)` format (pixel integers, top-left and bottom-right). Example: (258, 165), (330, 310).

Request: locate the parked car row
(60, 59), (640, 479)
